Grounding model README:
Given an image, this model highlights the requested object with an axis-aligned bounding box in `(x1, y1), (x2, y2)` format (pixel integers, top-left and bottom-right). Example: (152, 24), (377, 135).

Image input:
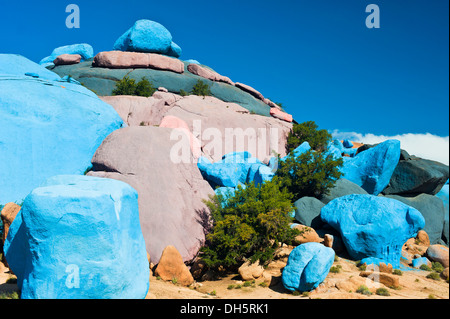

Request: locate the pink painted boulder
(53, 54), (82, 66)
(270, 108), (293, 123)
(93, 51), (184, 73)
(187, 64), (234, 85)
(88, 126), (214, 264)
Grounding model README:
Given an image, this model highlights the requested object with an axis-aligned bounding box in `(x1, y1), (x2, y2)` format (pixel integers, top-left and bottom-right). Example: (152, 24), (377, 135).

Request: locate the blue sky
(1, 0), (448, 138)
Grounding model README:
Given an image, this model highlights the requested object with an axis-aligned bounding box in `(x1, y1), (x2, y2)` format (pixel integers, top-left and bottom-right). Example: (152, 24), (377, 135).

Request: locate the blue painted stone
(246, 163), (274, 186)
(282, 242), (335, 292)
(282, 141), (311, 161)
(39, 43), (94, 65)
(113, 19), (173, 54)
(340, 139), (401, 195)
(342, 139), (353, 148)
(3, 175), (149, 299)
(185, 59), (200, 65)
(412, 257), (431, 269)
(215, 187), (236, 207)
(321, 194), (425, 268)
(0, 55), (124, 204)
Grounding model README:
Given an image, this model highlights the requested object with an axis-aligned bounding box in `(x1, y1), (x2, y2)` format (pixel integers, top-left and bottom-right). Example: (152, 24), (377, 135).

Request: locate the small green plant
(292, 290), (301, 296)
(258, 282), (268, 288)
(302, 291), (310, 297)
(275, 150), (343, 199)
(420, 264), (432, 271)
(209, 290), (216, 296)
(375, 288), (391, 296)
(431, 262), (444, 273)
(286, 121), (333, 153)
(356, 285), (372, 296)
(171, 277), (178, 285)
(393, 269), (403, 276)
(358, 263), (367, 271)
(156, 276), (161, 280)
(428, 294), (437, 299)
(426, 272), (441, 281)
(112, 76), (156, 97)
(0, 292), (19, 299)
(234, 284), (242, 289)
(191, 80), (211, 97)
(329, 265), (342, 274)
(415, 278), (420, 282)
(179, 89), (189, 96)
(227, 285), (235, 290)
(243, 281), (252, 287)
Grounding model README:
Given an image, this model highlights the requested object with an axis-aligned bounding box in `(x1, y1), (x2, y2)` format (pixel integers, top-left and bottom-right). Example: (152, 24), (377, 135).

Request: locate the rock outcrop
(39, 43), (94, 67)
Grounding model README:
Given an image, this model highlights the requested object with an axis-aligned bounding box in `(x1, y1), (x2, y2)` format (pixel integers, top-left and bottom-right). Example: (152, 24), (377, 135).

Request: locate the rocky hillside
(0, 19), (448, 299)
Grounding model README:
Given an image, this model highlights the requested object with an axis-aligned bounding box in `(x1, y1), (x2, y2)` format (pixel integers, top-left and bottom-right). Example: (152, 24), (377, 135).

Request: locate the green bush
(112, 76), (156, 97)
(179, 89), (189, 96)
(431, 262), (444, 273)
(356, 285), (372, 295)
(426, 272), (441, 281)
(286, 121), (332, 153)
(375, 288), (390, 296)
(393, 269), (403, 276)
(191, 80), (211, 97)
(275, 150), (343, 199)
(200, 178), (298, 269)
(420, 264), (432, 271)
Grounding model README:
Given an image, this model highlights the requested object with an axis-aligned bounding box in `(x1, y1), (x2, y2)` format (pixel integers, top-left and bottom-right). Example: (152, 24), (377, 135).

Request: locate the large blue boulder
(197, 152), (271, 188)
(282, 242), (335, 292)
(340, 139), (401, 195)
(4, 175), (150, 299)
(39, 43), (94, 66)
(113, 19), (174, 55)
(0, 55), (124, 205)
(321, 194), (425, 268)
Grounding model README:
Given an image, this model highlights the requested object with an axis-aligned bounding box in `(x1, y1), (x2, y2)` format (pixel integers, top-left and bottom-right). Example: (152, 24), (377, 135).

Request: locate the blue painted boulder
(321, 194), (425, 268)
(3, 175), (150, 299)
(197, 152), (269, 188)
(39, 43), (94, 66)
(113, 19), (174, 54)
(340, 139), (401, 195)
(282, 141), (311, 161)
(342, 139), (353, 148)
(282, 242), (335, 292)
(0, 55), (124, 204)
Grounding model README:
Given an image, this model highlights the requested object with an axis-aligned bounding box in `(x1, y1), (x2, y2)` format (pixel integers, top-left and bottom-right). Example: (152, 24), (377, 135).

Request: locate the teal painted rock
(49, 61), (272, 116)
(114, 19), (173, 54)
(321, 194), (425, 268)
(436, 183), (449, 244)
(340, 139), (401, 195)
(3, 175), (150, 299)
(0, 55), (124, 204)
(282, 242), (335, 292)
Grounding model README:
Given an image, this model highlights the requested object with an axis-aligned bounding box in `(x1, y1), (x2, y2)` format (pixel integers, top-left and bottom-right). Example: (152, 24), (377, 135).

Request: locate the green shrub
(419, 264), (432, 271)
(329, 265), (342, 273)
(134, 77), (156, 97)
(375, 288), (390, 296)
(191, 80), (211, 97)
(0, 292), (19, 300)
(356, 285), (372, 295)
(275, 150), (343, 199)
(200, 178), (298, 269)
(112, 76), (156, 97)
(431, 262), (444, 273)
(179, 89), (189, 96)
(426, 272), (441, 281)
(393, 269), (403, 276)
(286, 121), (332, 153)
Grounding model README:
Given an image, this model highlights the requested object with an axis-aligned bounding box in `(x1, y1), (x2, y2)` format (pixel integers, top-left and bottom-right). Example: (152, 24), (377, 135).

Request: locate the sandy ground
(3, 255), (446, 299)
